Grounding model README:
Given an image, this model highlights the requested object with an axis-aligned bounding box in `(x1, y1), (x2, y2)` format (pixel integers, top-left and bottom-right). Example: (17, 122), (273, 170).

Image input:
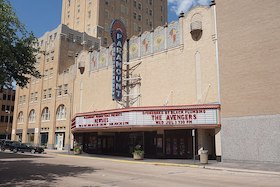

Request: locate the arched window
(17, 111), (24, 123)
(29, 109), (36, 122)
(41, 107), (50, 121)
(56, 105), (66, 120)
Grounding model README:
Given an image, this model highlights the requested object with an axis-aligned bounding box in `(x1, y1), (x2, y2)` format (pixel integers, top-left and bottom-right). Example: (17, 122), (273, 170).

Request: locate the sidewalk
(45, 149), (280, 175)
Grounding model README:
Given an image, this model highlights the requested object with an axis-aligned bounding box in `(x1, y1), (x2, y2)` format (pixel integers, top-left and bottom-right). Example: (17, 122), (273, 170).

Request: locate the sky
(9, 0), (210, 38)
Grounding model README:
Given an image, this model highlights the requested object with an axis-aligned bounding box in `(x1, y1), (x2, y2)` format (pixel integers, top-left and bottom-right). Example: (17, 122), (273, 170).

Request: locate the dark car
(25, 143), (44, 154)
(1, 140), (19, 151)
(10, 142), (44, 154)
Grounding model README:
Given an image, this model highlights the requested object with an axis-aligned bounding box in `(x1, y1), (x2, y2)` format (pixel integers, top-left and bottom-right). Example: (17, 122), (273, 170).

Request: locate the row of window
(30, 92), (38, 102)
(1, 105), (14, 112)
(0, 94), (15, 101)
(44, 68), (54, 80)
(17, 105), (66, 124)
(19, 84), (68, 105)
(38, 33), (57, 47)
(19, 95), (26, 104)
(0, 116), (13, 123)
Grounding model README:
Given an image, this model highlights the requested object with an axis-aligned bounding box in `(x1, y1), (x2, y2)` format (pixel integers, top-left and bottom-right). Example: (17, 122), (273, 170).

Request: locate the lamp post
(5, 110), (11, 140)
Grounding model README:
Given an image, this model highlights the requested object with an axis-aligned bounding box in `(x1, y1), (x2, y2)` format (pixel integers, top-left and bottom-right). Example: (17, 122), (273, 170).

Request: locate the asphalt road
(0, 151), (279, 187)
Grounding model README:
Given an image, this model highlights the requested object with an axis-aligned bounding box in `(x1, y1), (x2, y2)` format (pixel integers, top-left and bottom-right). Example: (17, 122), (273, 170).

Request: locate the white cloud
(168, 0), (211, 15)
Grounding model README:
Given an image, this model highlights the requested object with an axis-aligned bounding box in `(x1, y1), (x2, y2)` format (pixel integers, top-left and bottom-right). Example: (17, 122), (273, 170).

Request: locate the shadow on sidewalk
(0, 159), (96, 187)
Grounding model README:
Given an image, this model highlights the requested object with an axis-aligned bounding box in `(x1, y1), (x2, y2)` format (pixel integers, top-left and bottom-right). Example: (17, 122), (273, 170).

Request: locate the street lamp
(5, 110), (11, 140)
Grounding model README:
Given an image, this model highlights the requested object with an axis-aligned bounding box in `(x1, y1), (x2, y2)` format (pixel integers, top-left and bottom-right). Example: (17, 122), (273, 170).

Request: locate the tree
(0, 0), (41, 89)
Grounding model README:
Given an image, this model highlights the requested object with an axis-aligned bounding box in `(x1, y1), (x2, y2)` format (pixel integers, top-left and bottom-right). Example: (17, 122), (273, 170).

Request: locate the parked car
(25, 143), (45, 154)
(9, 142), (44, 154)
(1, 140), (19, 151)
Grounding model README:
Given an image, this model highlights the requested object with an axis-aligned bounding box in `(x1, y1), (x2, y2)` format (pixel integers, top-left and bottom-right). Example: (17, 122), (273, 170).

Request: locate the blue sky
(10, 0), (210, 38)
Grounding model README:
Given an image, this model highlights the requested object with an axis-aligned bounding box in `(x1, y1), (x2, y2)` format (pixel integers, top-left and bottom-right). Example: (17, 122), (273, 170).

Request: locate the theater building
(12, 5), (223, 160)
(70, 6), (222, 159)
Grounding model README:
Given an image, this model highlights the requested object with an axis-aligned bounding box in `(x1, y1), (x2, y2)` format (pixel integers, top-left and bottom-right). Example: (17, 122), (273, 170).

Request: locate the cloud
(168, 0), (211, 15)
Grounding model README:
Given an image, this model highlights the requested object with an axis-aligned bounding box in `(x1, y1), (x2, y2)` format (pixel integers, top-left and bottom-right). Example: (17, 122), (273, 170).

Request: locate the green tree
(0, 0), (41, 88)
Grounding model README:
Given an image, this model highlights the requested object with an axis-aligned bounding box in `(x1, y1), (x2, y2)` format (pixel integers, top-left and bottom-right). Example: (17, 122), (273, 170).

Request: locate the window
(63, 84), (68, 94)
(29, 109), (36, 123)
(149, 10), (152, 16)
(11, 106), (14, 112)
(43, 89), (47, 99)
(138, 3), (142, 10)
(138, 15), (142, 21)
(30, 93), (34, 102)
(149, 0), (152, 5)
(34, 92), (38, 101)
(3, 94), (6, 100)
(133, 0), (136, 7)
(6, 105), (10, 111)
(7, 95), (11, 100)
(18, 111), (24, 123)
(88, 11), (91, 18)
(1, 116), (4, 122)
(44, 69), (48, 79)
(41, 107), (50, 121)
(12, 95), (15, 101)
(23, 95), (26, 103)
(49, 68), (53, 78)
(2, 105), (5, 111)
(77, 4), (80, 13)
(138, 26), (142, 32)
(56, 105), (66, 120)
(87, 24), (91, 32)
(57, 85), (62, 96)
(133, 12), (137, 19)
(48, 88), (52, 98)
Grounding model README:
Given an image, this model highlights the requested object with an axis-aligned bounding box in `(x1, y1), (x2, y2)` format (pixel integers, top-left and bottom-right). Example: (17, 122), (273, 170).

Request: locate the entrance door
(144, 132), (157, 158)
(56, 133), (64, 150)
(165, 130), (193, 158)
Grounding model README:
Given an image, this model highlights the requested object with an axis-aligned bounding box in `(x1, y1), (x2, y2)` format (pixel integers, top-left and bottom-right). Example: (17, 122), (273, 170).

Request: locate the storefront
(72, 104), (220, 159)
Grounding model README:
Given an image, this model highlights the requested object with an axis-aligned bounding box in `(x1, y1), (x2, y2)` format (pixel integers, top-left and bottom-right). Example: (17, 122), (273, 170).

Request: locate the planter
(133, 152), (144, 160)
(74, 149), (81, 155)
(73, 146), (82, 155)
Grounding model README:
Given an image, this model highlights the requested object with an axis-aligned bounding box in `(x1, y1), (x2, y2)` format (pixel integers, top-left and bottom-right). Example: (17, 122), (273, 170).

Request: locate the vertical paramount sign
(110, 20), (127, 101)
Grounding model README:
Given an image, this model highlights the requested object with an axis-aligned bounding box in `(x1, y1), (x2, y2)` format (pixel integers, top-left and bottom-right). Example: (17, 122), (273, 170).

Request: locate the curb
(46, 151), (280, 175)
(203, 166), (280, 176)
(48, 151), (199, 168)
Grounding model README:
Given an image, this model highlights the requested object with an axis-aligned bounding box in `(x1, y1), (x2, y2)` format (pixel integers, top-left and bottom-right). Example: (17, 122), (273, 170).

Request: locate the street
(0, 151), (279, 187)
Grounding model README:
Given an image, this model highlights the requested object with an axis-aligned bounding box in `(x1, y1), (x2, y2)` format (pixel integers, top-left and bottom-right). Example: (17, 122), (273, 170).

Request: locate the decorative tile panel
(129, 36), (139, 60)
(98, 47), (107, 69)
(154, 26), (165, 53)
(141, 31), (152, 57)
(90, 50), (98, 71)
(108, 44), (114, 66)
(167, 21), (180, 48)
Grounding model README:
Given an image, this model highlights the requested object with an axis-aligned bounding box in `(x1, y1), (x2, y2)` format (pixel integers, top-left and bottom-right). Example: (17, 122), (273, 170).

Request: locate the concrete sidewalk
(45, 149), (280, 175)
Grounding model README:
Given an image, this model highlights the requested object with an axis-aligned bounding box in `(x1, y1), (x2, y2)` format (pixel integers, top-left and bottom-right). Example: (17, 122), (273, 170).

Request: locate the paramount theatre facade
(71, 6), (221, 160)
(12, 6), (222, 160)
